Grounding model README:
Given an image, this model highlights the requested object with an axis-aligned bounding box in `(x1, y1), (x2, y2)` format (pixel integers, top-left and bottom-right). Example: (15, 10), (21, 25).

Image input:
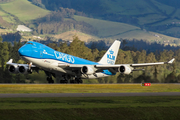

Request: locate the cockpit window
(26, 43), (33, 45)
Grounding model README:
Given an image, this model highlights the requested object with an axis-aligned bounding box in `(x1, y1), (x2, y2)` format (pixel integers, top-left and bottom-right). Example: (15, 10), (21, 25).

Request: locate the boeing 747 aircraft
(6, 40), (174, 83)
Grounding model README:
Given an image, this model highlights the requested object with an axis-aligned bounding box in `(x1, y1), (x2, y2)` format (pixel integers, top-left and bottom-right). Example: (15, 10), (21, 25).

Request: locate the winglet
(167, 58), (175, 64)
(7, 59), (13, 63)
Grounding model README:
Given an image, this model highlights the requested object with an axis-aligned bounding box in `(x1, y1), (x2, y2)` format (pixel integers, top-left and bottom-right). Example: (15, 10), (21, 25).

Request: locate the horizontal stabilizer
(7, 59), (13, 63)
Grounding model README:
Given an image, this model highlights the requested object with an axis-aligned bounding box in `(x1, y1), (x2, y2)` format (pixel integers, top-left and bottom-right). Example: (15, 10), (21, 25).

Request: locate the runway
(0, 92), (180, 98)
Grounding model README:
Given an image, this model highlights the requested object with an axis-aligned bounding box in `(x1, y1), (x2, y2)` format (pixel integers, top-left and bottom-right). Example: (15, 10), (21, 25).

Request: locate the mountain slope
(54, 30), (98, 42)
(74, 15), (179, 44)
(30, 0), (180, 38)
(0, 0), (50, 23)
(0, 0), (178, 45)
(74, 15), (140, 38)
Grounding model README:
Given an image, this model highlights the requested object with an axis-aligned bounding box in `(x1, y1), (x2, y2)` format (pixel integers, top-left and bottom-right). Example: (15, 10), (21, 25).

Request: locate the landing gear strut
(47, 76), (54, 83)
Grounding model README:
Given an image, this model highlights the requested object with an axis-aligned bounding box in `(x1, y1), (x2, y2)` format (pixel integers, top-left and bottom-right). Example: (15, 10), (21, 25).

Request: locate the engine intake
(8, 65), (18, 73)
(81, 66), (95, 75)
(19, 66), (26, 73)
(18, 66), (32, 74)
(119, 65), (132, 75)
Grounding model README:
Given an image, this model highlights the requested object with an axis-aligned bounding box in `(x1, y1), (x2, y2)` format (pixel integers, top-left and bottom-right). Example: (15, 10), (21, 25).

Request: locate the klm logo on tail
(98, 40), (120, 65)
(107, 49), (115, 65)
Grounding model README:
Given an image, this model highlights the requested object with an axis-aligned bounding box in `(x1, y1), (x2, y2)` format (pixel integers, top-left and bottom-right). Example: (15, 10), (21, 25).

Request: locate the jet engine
(81, 66), (95, 75)
(18, 66), (32, 74)
(8, 65), (19, 73)
(119, 65), (132, 75)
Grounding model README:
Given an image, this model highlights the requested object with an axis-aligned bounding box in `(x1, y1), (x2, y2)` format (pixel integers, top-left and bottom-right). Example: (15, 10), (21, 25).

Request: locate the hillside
(74, 15), (179, 44)
(29, 0), (180, 38)
(74, 15), (140, 38)
(0, 0), (50, 24)
(54, 30), (99, 42)
(0, 0), (179, 46)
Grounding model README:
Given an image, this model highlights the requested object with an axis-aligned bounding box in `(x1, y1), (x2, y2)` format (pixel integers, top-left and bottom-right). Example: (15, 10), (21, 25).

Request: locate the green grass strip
(0, 84), (180, 93)
(0, 96), (180, 109)
(0, 96), (180, 120)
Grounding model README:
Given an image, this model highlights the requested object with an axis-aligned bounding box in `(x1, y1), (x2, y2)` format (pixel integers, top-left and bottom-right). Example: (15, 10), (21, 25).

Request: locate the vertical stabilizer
(98, 40), (121, 65)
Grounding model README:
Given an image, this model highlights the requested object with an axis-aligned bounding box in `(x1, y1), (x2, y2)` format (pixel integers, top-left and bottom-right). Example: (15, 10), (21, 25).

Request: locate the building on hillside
(17, 25), (32, 32)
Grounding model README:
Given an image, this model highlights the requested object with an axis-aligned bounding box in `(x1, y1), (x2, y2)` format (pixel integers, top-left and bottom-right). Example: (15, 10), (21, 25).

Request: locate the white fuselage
(22, 56), (110, 79)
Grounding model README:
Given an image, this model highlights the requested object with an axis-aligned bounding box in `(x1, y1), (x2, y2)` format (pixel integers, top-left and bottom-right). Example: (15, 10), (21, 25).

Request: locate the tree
(133, 72), (152, 83)
(68, 35), (94, 61)
(165, 71), (177, 83)
(153, 66), (159, 83)
(0, 41), (11, 82)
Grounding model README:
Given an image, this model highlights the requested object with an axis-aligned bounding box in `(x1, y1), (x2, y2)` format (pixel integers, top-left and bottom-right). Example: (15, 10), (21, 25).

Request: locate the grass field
(0, 0), (50, 23)
(54, 30), (99, 42)
(74, 15), (179, 43)
(0, 0), (178, 45)
(100, 0), (160, 15)
(0, 96), (180, 120)
(0, 84), (180, 93)
(0, 84), (180, 119)
(74, 15), (140, 38)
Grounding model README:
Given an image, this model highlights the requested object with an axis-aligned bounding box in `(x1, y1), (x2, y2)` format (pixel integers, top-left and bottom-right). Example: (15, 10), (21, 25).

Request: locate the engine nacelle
(18, 66), (32, 74)
(81, 66), (95, 75)
(8, 65), (19, 73)
(119, 65), (132, 75)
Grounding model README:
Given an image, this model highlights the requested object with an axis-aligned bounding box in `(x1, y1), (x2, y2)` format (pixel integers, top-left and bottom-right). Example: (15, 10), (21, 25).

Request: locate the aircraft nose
(18, 46), (32, 56)
(18, 47), (25, 56)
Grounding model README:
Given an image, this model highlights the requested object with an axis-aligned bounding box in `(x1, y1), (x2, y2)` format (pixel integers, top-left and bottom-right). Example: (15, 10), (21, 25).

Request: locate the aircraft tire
(60, 80), (66, 84)
(75, 78), (82, 84)
(64, 80), (68, 84)
(60, 80), (63, 83)
(79, 79), (83, 84)
(70, 80), (75, 83)
(47, 77), (54, 84)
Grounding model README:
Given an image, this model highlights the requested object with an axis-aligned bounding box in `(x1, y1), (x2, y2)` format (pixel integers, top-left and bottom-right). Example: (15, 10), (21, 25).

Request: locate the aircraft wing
(58, 58), (175, 69)
(57, 58), (175, 75)
(131, 58), (175, 67)
(95, 58), (175, 68)
(94, 58), (175, 74)
(6, 59), (36, 67)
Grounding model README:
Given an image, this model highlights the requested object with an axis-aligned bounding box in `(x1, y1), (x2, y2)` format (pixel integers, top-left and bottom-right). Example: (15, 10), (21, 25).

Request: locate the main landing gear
(46, 76), (83, 84)
(75, 78), (83, 84)
(47, 76), (54, 83)
(59, 77), (83, 84)
(45, 71), (83, 84)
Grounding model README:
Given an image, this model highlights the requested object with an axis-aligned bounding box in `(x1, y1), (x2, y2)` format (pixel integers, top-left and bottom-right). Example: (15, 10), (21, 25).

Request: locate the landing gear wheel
(60, 80), (68, 83)
(79, 79), (83, 84)
(70, 80), (75, 83)
(75, 78), (83, 84)
(64, 80), (68, 83)
(61, 80), (68, 84)
(47, 77), (54, 83)
(60, 80), (64, 83)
